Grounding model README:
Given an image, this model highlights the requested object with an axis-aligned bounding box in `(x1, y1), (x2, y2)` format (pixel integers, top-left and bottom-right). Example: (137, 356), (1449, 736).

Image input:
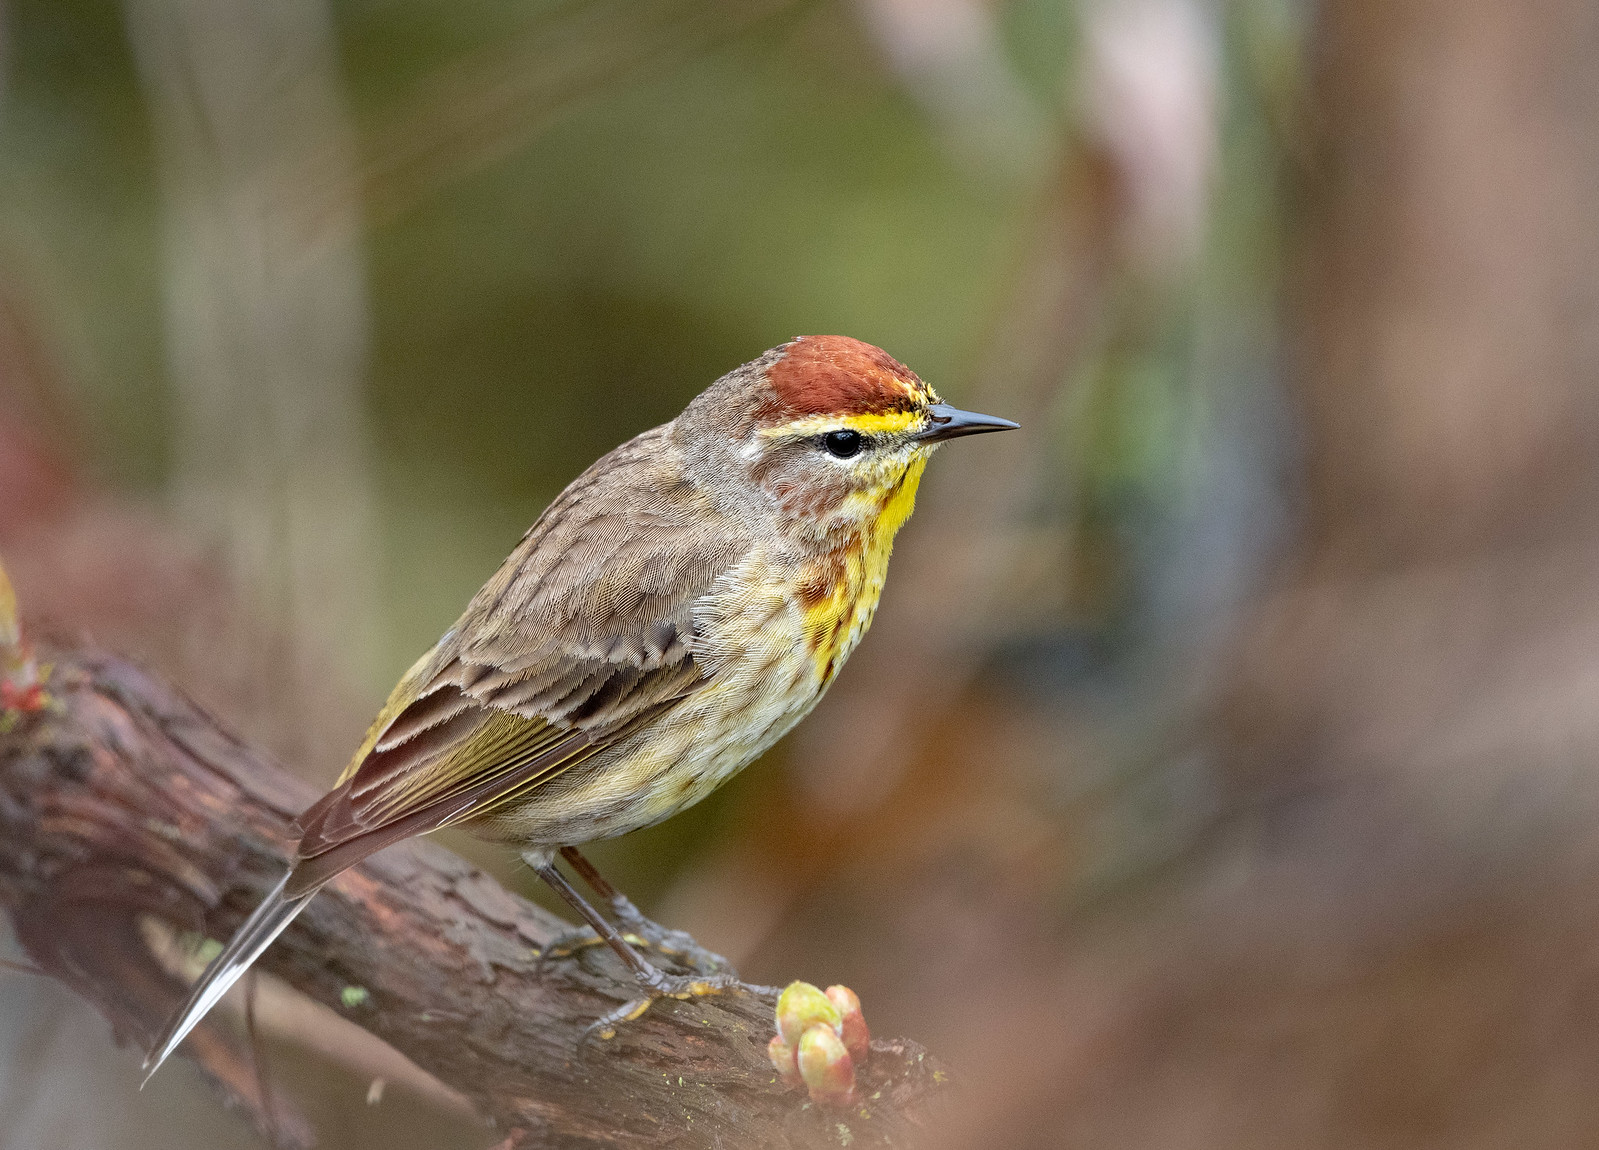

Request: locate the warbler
(143, 335), (1015, 1079)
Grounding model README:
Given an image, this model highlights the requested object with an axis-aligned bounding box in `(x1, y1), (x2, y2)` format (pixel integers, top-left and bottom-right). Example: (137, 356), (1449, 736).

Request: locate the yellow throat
(799, 453), (928, 682)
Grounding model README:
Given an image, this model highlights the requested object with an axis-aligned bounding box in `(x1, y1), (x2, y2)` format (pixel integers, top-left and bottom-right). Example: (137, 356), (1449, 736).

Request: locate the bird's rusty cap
(759, 335), (938, 423)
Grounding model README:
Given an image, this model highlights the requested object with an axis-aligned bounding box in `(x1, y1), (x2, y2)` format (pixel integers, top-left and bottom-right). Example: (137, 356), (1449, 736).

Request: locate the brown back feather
(289, 423), (753, 886)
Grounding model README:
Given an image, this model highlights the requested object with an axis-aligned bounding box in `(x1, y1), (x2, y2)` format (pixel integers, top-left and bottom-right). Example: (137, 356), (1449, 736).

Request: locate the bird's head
(679, 335), (1017, 543)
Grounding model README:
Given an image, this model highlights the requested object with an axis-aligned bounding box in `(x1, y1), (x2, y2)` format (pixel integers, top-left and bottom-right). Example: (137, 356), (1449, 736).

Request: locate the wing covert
(294, 424), (753, 870)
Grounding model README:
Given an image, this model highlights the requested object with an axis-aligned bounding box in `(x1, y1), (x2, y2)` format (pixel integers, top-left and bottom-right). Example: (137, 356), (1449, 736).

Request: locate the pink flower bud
(768, 1034), (803, 1087)
(775, 981), (840, 1048)
(798, 1024), (856, 1107)
(825, 985), (870, 1063)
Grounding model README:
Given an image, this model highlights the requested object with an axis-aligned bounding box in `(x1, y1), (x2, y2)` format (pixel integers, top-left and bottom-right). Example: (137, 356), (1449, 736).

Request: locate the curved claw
(582, 971), (752, 1042)
(538, 926), (604, 962)
(585, 995), (657, 1041)
(539, 926), (653, 965)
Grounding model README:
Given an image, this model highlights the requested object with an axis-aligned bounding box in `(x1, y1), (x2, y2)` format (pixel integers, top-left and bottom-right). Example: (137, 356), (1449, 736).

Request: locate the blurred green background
(15, 0), (1599, 1143)
(3, 0), (1030, 608)
(0, 0), (1288, 897)
(0, 0), (1321, 1146)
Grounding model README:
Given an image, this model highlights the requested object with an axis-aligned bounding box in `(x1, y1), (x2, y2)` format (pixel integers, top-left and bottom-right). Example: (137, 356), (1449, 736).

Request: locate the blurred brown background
(5, 0), (1599, 1146)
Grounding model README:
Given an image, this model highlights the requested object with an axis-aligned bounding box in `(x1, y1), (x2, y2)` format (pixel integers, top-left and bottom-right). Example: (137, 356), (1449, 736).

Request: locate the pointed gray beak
(915, 403), (1020, 443)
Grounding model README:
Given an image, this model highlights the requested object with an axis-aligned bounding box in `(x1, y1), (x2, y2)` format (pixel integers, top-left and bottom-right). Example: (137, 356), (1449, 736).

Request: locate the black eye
(823, 430), (864, 458)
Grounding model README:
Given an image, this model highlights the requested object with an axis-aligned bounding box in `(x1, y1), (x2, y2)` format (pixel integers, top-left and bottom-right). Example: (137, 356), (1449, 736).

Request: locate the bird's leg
(530, 850), (711, 968)
(530, 859), (663, 981)
(528, 857), (752, 1038)
(558, 846), (732, 976)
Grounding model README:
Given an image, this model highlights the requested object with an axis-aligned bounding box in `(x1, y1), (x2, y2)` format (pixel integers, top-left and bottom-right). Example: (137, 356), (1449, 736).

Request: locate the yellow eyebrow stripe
(759, 410), (925, 439)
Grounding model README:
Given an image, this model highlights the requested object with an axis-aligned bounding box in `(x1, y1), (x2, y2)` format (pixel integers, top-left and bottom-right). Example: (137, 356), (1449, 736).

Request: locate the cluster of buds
(768, 981), (870, 1107)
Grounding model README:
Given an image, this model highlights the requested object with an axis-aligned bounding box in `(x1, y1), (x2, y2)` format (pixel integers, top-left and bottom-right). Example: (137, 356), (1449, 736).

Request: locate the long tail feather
(141, 872), (319, 1085)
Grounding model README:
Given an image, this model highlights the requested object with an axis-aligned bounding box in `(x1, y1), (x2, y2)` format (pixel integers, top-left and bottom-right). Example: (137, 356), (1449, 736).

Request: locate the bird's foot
(539, 924), (646, 962)
(604, 893), (733, 977)
(585, 969), (778, 1041)
(539, 898), (732, 977)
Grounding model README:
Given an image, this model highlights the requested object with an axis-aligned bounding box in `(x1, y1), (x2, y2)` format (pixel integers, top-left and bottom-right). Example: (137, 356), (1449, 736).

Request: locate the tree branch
(0, 645), (947, 1147)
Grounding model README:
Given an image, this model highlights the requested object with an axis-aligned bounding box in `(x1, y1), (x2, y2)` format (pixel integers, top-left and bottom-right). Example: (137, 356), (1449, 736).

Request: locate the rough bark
(0, 645), (947, 1149)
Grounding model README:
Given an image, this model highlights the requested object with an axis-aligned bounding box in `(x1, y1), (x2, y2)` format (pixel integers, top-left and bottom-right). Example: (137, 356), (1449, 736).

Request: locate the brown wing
(288, 425), (750, 892)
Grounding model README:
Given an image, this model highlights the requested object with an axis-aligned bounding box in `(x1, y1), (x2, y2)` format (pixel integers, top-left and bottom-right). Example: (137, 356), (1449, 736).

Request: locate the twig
(244, 968), (281, 1149)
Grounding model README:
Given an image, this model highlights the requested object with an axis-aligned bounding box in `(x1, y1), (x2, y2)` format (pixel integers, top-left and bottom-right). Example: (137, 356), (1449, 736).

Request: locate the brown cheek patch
(751, 447), (853, 520)
(762, 335), (924, 418)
